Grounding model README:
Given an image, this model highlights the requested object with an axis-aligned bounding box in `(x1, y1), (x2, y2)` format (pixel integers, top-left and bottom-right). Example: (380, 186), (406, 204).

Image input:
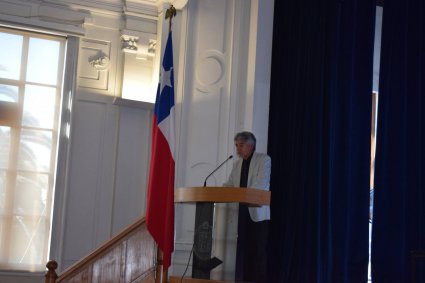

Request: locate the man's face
(235, 139), (254, 160)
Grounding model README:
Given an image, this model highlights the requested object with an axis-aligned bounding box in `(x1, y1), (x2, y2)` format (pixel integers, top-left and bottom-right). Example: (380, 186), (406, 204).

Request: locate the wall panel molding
(78, 38), (112, 90)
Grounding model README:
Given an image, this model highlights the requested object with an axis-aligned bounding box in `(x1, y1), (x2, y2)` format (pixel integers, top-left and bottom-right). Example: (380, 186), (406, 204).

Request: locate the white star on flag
(160, 66), (173, 94)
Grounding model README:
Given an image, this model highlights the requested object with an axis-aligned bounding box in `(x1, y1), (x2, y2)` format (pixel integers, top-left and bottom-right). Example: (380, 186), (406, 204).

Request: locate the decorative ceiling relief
(89, 53), (110, 70)
(121, 36), (139, 52)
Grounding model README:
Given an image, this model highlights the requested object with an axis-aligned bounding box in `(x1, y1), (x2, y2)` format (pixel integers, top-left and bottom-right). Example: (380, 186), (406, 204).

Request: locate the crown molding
(0, 0), (89, 35)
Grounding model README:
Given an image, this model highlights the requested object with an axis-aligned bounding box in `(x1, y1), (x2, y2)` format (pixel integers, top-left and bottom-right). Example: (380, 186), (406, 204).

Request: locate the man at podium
(223, 131), (271, 283)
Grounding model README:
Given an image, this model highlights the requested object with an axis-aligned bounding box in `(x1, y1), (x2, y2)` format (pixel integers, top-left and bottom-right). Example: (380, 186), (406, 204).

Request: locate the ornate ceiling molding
(121, 35), (139, 52)
(0, 0), (90, 35)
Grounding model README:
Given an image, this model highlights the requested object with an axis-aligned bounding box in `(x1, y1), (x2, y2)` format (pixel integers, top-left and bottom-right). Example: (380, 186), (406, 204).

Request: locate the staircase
(44, 217), (165, 283)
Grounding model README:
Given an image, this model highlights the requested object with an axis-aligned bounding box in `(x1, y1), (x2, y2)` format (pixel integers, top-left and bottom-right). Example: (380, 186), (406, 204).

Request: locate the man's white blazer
(223, 152), (271, 222)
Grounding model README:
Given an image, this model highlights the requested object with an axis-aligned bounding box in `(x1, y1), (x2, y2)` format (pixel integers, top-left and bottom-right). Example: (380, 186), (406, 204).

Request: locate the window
(0, 27), (66, 272)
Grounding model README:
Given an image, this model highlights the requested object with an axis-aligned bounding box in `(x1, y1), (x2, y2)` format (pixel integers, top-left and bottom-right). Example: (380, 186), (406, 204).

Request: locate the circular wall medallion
(196, 50), (225, 93)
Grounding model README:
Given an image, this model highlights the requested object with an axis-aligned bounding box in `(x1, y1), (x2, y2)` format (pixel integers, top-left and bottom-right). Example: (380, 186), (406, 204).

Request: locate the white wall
(0, 0), (274, 281)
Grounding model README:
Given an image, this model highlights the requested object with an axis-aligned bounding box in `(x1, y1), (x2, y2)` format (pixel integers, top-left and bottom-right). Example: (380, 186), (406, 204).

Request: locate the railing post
(45, 260), (58, 283)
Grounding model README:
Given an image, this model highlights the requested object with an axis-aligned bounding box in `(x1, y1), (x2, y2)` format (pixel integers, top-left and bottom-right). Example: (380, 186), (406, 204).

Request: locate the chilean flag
(146, 31), (175, 270)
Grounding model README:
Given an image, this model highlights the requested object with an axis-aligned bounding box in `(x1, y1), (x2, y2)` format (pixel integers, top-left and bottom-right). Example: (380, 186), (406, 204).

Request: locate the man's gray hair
(234, 131), (256, 150)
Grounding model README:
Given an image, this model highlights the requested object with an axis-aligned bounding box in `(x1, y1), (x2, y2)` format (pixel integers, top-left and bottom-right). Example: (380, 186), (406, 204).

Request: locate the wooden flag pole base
(155, 247), (168, 283)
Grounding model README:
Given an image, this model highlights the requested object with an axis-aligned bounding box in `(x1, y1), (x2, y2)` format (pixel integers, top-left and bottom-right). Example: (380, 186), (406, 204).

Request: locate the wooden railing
(45, 217), (165, 283)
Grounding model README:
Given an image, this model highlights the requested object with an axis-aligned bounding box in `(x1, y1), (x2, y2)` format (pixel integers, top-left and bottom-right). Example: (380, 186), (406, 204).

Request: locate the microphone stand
(203, 155), (233, 187)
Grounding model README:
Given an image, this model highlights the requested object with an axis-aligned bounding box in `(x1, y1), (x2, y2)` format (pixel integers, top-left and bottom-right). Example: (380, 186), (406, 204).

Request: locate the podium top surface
(174, 187), (270, 206)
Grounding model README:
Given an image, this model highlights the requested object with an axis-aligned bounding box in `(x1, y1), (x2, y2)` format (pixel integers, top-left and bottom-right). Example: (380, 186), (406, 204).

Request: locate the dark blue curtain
(371, 0), (425, 282)
(267, 0), (375, 282)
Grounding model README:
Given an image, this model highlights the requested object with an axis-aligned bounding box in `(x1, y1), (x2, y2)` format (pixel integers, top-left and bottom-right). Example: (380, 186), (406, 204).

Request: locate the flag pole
(155, 246), (166, 283)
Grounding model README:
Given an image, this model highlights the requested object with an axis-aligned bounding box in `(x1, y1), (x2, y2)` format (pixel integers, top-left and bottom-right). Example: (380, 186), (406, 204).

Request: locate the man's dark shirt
(239, 153), (253, 188)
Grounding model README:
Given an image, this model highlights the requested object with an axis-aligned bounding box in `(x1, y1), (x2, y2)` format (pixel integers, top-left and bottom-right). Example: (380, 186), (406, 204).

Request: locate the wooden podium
(174, 187), (270, 281)
(175, 187), (271, 206)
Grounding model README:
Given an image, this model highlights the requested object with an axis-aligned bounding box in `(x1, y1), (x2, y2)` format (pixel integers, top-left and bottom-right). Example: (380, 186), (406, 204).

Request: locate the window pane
(0, 84), (19, 103)
(17, 129), (52, 172)
(14, 172), (48, 216)
(22, 85), (56, 129)
(9, 215), (47, 268)
(26, 38), (60, 85)
(0, 126), (11, 169)
(0, 33), (23, 80)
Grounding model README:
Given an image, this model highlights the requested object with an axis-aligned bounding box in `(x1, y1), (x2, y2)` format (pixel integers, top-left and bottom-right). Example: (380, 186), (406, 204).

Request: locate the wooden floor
(168, 276), (251, 283)
(169, 277), (227, 283)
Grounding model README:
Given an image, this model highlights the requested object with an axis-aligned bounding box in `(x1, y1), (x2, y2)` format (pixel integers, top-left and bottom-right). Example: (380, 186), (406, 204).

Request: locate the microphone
(203, 155), (233, 187)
